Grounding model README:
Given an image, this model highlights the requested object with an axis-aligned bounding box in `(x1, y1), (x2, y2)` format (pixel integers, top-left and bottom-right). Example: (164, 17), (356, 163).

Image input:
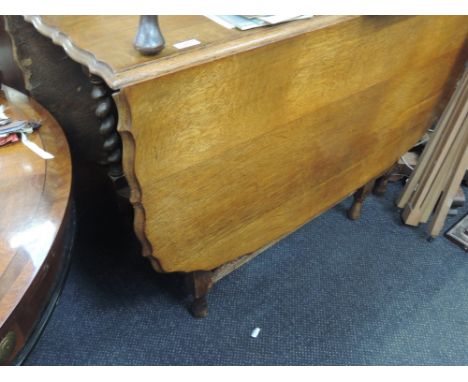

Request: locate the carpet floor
(24, 181), (468, 365)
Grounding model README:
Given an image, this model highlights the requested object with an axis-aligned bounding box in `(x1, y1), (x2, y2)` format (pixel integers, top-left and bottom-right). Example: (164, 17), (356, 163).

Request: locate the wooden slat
(400, 69), (468, 226)
(399, 65), (468, 234)
(397, 69), (468, 208)
(419, 107), (468, 223)
(428, 130), (468, 236)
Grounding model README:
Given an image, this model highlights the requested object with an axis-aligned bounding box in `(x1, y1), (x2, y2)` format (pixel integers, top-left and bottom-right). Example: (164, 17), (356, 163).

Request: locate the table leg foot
(185, 271), (213, 318)
(347, 180), (375, 220)
(373, 163), (396, 196)
(190, 297), (209, 318)
(373, 175), (389, 196)
(347, 200), (363, 220)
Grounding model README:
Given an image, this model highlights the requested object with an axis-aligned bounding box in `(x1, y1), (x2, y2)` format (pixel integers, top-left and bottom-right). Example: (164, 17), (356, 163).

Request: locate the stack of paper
(0, 120), (40, 136)
(0, 104), (42, 149)
(206, 15), (313, 31)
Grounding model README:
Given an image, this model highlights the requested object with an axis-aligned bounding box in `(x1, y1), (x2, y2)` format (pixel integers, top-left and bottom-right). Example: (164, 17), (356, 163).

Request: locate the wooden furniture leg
(183, 248), (276, 318)
(185, 271), (214, 318)
(87, 73), (123, 179)
(347, 179), (376, 220)
(373, 163), (397, 196)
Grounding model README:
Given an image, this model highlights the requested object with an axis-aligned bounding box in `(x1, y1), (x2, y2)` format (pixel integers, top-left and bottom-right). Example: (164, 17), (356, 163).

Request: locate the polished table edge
(13, 201), (76, 366)
(22, 15), (115, 87)
(0, 84), (73, 313)
(23, 15), (355, 89)
(0, 85), (73, 363)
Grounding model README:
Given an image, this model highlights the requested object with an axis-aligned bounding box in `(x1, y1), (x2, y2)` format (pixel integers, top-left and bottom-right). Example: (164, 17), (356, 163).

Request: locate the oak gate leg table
(17, 15), (468, 317)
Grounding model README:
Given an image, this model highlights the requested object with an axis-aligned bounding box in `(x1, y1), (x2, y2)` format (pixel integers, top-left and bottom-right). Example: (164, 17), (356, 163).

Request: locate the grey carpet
(24, 181), (468, 365)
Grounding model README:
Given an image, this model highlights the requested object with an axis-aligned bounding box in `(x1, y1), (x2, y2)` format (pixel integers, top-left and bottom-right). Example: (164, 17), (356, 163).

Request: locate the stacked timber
(397, 67), (468, 237)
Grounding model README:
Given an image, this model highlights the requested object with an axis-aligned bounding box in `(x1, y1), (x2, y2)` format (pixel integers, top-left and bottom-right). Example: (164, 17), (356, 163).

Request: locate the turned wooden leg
(373, 174), (390, 196)
(347, 179), (375, 220)
(373, 163), (397, 196)
(87, 73), (124, 181)
(185, 271), (214, 318)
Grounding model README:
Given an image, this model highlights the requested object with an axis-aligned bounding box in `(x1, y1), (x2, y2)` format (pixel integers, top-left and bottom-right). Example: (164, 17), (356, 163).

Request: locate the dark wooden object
(347, 163), (398, 220)
(134, 16), (165, 56)
(185, 271), (213, 318)
(184, 246), (278, 317)
(3, 16), (103, 165)
(0, 17), (25, 92)
(373, 165), (396, 196)
(0, 85), (73, 365)
(3, 16), (125, 200)
(347, 180), (376, 220)
(88, 73), (124, 181)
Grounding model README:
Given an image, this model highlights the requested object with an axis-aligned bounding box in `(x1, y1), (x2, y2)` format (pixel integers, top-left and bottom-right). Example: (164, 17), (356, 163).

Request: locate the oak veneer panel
(36, 15), (237, 70)
(117, 16), (468, 272)
(27, 15), (351, 88)
(125, 16), (466, 181)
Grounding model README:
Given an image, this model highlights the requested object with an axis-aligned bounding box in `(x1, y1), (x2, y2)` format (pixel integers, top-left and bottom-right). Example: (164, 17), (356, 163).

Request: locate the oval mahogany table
(0, 85), (73, 365)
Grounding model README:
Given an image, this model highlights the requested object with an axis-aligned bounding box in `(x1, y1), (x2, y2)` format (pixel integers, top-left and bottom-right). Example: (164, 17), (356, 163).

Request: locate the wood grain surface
(25, 15), (353, 89)
(117, 16), (467, 272)
(24, 15), (468, 274)
(0, 85), (72, 363)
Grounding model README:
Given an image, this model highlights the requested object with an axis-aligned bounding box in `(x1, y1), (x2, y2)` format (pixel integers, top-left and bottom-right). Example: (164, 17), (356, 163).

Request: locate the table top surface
(25, 15), (353, 89)
(0, 85), (71, 326)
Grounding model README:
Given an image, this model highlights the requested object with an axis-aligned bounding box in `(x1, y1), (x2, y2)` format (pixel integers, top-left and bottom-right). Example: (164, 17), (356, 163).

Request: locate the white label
(173, 39), (201, 49)
(21, 132), (54, 160)
(0, 105), (8, 121)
